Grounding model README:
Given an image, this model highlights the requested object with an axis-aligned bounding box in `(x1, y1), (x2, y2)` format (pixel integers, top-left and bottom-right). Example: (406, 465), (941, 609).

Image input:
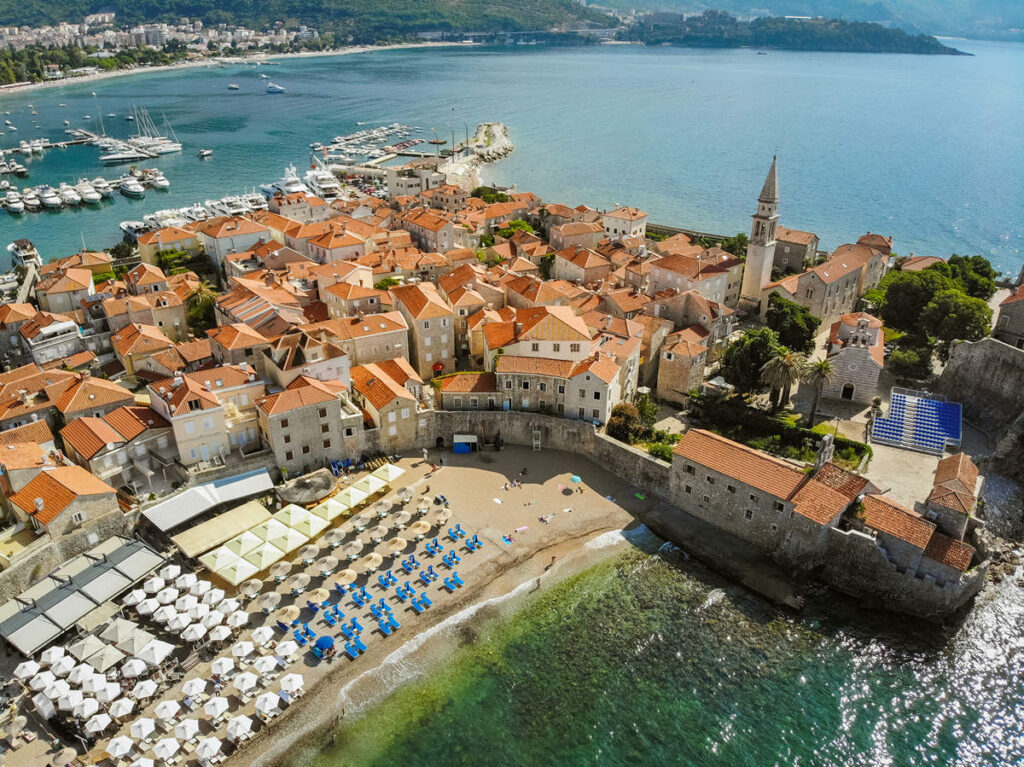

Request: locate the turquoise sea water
(0, 39), (1022, 273)
(295, 547), (1024, 767)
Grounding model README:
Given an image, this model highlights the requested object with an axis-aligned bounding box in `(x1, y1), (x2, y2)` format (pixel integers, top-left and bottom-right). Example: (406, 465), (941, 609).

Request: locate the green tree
(374, 277), (400, 290)
(539, 253), (555, 280)
(765, 293), (821, 353)
(877, 269), (955, 335)
(607, 403), (644, 444)
(496, 220), (534, 239)
(107, 240), (135, 261)
(760, 350), (808, 412)
(940, 254), (997, 300)
(920, 289), (992, 361)
(802, 359), (835, 426)
(887, 347), (931, 379)
(717, 232), (749, 259)
(720, 328), (785, 393)
(647, 443), (674, 461)
(635, 392), (658, 433)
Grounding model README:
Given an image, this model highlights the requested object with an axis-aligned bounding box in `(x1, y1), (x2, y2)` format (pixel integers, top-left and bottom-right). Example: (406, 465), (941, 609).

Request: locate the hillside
(620, 11), (969, 54)
(0, 0), (613, 40)
(597, 0), (1024, 40)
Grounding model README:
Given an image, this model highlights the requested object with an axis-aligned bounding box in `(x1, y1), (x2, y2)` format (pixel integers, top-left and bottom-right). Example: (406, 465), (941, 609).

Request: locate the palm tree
(760, 350), (808, 413)
(803, 359), (835, 426)
(185, 279), (218, 313)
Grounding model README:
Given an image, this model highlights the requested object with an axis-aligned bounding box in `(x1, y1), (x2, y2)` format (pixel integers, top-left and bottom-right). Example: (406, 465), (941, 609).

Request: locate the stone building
(657, 327), (710, 407)
(774, 226), (819, 273)
(261, 326), (351, 388)
(925, 453), (980, 540)
(438, 372), (499, 411)
(820, 312), (884, 405)
(601, 206), (648, 239)
(739, 156), (780, 311)
(646, 248), (744, 309)
(207, 323), (271, 367)
(994, 286), (1024, 349)
(551, 246), (612, 285)
(349, 359), (424, 448)
(36, 267), (95, 314)
(389, 283), (455, 379)
(102, 292), (187, 340)
(8, 465), (118, 538)
(549, 221), (604, 251)
(125, 263), (170, 295)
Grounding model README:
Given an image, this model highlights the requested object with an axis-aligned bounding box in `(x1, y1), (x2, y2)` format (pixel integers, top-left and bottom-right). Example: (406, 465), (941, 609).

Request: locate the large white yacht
(259, 164), (309, 198)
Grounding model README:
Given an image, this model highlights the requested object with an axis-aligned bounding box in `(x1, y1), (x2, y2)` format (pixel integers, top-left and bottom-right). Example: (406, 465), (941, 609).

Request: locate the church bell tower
(739, 155), (780, 312)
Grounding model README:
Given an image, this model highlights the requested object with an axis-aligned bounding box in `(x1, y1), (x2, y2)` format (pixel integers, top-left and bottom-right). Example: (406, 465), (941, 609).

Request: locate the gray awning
(143, 469), (274, 533)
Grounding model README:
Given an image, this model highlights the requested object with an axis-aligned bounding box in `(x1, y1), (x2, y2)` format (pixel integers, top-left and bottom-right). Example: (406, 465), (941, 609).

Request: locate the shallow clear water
(296, 548), (1024, 767)
(1, 39), (1022, 273)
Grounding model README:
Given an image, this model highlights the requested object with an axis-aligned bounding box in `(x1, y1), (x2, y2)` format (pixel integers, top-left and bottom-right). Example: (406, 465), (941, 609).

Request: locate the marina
(1, 167), (170, 214)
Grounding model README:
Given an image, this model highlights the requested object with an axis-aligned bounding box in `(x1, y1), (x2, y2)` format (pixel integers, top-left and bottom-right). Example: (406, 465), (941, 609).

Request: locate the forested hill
(0, 0), (612, 40)
(621, 11), (969, 54)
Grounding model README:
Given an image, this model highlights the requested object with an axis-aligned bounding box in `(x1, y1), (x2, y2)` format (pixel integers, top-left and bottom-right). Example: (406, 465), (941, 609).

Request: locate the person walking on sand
(422, 448), (429, 464)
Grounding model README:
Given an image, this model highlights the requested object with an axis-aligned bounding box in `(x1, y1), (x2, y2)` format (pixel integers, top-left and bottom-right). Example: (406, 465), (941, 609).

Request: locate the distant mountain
(0, 0), (613, 40)
(620, 11), (969, 54)
(595, 0), (1024, 39)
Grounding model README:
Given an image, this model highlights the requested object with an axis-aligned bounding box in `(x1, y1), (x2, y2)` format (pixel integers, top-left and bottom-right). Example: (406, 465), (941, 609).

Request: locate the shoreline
(0, 42), (477, 97)
(238, 522), (642, 767)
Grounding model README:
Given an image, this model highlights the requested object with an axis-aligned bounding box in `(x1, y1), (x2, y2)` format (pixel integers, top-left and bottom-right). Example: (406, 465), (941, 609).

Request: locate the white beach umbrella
(254, 691), (279, 714)
(239, 578), (263, 598)
(67, 662), (95, 685)
(158, 564), (181, 580)
(109, 697), (135, 718)
(182, 624), (208, 643)
(154, 699), (181, 722)
(188, 602), (211, 621)
(285, 573), (311, 592)
(203, 696), (229, 718)
(232, 671), (258, 694)
(217, 598), (242, 615)
(56, 689), (83, 711)
(316, 555), (339, 575)
(182, 678), (208, 697)
(156, 587), (179, 605)
(297, 543), (320, 563)
(85, 644), (127, 673)
(167, 613), (191, 633)
(174, 594), (199, 612)
(44, 679), (71, 701)
(102, 618), (142, 645)
(201, 611), (225, 629)
(274, 640), (298, 660)
(67, 634), (106, 661)
(142, 577), (165, 594)
(85, 712), (111, 734)
(174, 572), (198, 590)
(15, 660), (40, 681)
(252, 655), (279, 676)
(72, 696), (99, 720)
(153, 737), (180, 760)
(82, 673), (107, 694)
(343, 539), (364, 558)
(324, 529), (345, 547)
(211, 657), (235, 676)
(136, 598), (160, 616)
(368, 524), (389, 542)
(40, 646), (65, 666)
(131, 679), (158, 700)
(190, 579), (213, 596)
(209, 625), (232, 642)
(30, 670), (56, 691)
(137, 639), (175, 666)
(196, 737), (223, 759)
(106, 734), (135, 758)
(226, 715), (252, 740)
(130, 759), (155, 767)
(122, 589), (147, 607)
(174, 717), (200, 741)
(227, 610), (250, 628)
(251, 626), (274, 646)
(231, 640), (254, 659)
(279, 673), (304, 693)
(130, 716), (156, 739)
(152, 605), (176, 624)
(202, 588), (226, 606)
(121, 658), (147, 679)
(97, 682), (122, 704)
(334, 569), (358, 587)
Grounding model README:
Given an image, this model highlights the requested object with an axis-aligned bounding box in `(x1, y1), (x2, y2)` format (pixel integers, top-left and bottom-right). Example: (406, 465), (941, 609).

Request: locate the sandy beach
(0, 42), (476, 97)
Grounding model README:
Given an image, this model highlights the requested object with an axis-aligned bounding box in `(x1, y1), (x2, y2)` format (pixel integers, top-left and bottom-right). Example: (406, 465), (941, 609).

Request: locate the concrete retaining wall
(938, 337), (1024, 429)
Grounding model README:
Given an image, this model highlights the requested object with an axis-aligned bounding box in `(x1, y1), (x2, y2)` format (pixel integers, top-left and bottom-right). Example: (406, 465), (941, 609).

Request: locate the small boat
(144, 169), (170, 189)
(11, 163), (27, 177)
(63, 119), (70, 126)
(39, 186), (62, 209)
(92, 177), (114, 198)
(83, 114), (91, 119)
(8, 125), (16, 132)
(198, 149), (213, 158)
(125, 115), (135, 122)
(7, 239), (42, 266)
(30, 110), (37, 116)
(58, 103), (67, 107)
(228, 83), (240, 90)
(106, 113), (116, 117)
(259, 73), (269, 79)
(266, 83), (286, 94)
(22, 191), (40, 211)
(76, 179), (102, 204)
(120, 220), (148, 238)
(119, 176), (145, 198)
(58, 183), (82, 206)
(4, 191), (24, 214)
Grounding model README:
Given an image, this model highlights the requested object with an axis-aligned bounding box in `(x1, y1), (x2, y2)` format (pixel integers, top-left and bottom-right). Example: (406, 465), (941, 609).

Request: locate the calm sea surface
(0, 39), (1022, 273)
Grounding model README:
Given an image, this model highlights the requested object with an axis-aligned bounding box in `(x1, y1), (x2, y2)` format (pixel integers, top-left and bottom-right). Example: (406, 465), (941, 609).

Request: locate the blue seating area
(871, 390), (962, 455)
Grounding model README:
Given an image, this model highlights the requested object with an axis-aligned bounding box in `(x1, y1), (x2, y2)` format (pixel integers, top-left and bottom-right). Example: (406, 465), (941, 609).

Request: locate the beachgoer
(520, 467), (528, 476)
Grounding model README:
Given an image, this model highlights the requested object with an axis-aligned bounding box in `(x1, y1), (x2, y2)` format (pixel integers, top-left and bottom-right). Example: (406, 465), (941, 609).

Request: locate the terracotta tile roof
(149, 365), (262, 415)
(136, 226), (196, 246)
(0, 441), (52, 471)
(324, 282), (387, 302)
(861, 494), (934, 549)
(37, 267), (93, 294)
(813, 463), (870, 502)
(10, 465), (116, 524)
(1000, 285), (1024, 306)
(603, 206), (647, 221)
(101, 292), (183, 319)
(570, 354), (620, 384)
(673, 429), (806, 500)
(791, 478), (851, 525)
(901, 255), (945, 272)
(196, 216), (269, 239)
(176, 338), (213, 364)
(933, 453), (978, 495)
(496, 355), (575, 378)
(18, 311), (78, 341)
(350, 361), (417, 410)
(553, 221), (603, 237)
(53, 375), (134, 415)
(776, 226), (817, 246)
(375, 357), (422, 389)
(923, 532), (974, 573)
(602, 289), (651, 314)
(557, 246), (609, 271)
(125, 263), (167, 287)
(104, 405), (168, 440)
(60, 416), (127, 459)
(111, 323), (174, 358)
(0, 303), (38, 326)
(856, 232), (893, 254)
(40, 250), (111, 275)
(439, 372), (498, 393)
(654, 248), (740, 280)
(256, 376), (341, 416)
(0, 420), (54, 447)
(305, 312), (407, 341)
(207, 323), (269, 351)
(389, 283), (453, 320)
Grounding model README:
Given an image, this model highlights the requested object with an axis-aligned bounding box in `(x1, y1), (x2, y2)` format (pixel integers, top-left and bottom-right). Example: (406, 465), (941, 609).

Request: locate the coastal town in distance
(0, 12), (1021, 764)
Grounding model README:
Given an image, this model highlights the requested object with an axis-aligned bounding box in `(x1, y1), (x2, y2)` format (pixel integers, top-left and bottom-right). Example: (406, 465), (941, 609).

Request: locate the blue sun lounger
(276, 620), (291, 633)
(331, 605), (344, 620)
(354, 636), (367, 653)
(442, 578), (457, 593)
(419, 592), (433, 607)
(340, 623), (355, 640)
(377, 619), (393, 637)
(344, 643), (360, 660)
(452, 571), (465, 587)
(322, 611), (337, 627)
(350, 617), (363, 633)
(306, 601), (320, 614)
(293, 631), (308, 647)
(410, 599), (425, 614)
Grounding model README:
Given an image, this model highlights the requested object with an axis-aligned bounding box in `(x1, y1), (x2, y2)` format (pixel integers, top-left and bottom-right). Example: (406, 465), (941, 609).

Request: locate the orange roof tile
(111, 323), (174, 358)
(439, 373), (497, 393)
(10, 465), (115, 524)
(861, 494), (934, 549)
(206, 323), (269, 351)
(923, 532), (974, 572)
(350, 362), (417, 410)
(673, 429), (805, 500)
(0, 420), (54, 447)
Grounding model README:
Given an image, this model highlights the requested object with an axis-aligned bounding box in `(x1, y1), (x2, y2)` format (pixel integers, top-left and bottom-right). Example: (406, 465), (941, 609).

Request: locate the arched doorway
(841, 383), (855, 401)
(435, 436), (444, 448)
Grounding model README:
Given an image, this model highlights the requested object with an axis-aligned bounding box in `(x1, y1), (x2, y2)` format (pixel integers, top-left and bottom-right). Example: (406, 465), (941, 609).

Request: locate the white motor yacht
(182, 204), (210, 222)
(221, 196), (250, 216)
(7, 239), (42, 267)
(259, 164), (309, 198)
(22, 190), (40, 211)
(91, 177), (114, 198)
(39, 186), (62, 209)
(204, 199), (231, 216)
(119, 220), (148, 238)
(75, 180), (102, 204)
(144, 170), (170, 189)
(243, 193), (268, 210)
(119, 176), (145, 199)
(58, 183), (81, 206)
(17, 141), (32, 156)
(265, 83), (286, 94)
(4, 191), (24, 214)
